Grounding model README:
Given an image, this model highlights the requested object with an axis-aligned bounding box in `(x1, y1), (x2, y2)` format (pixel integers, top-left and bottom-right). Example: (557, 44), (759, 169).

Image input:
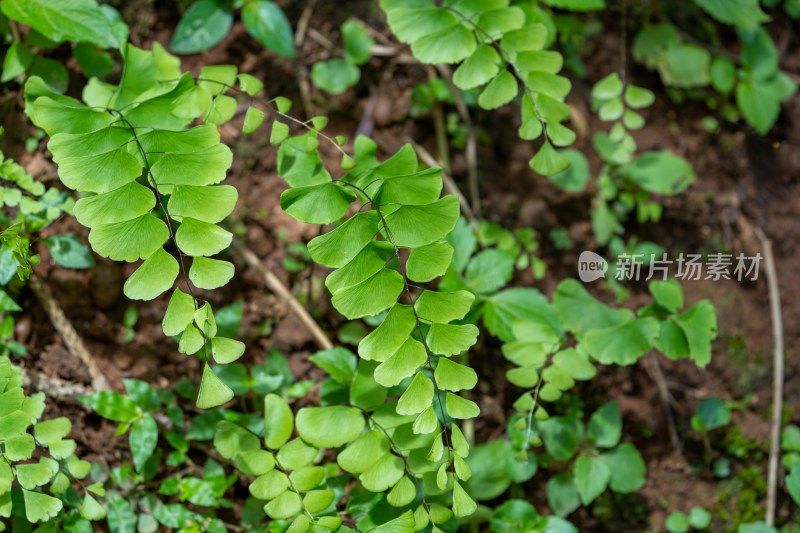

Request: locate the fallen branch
(642, 351), (682, 455)
(755, 226), (784, 527)
(233, 240), (333, 351)
(29, 273), (110, 391)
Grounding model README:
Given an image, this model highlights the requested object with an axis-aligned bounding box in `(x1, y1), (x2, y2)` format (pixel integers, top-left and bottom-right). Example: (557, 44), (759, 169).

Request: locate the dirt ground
(2, 1), (800, 531)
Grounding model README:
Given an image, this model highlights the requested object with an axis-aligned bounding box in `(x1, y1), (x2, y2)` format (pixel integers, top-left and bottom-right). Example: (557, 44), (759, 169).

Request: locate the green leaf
(32, 96), (114, 136)
(413, 405), (439, 434)
(446, 393), (480, 419)
(80, 390), (141, 422)
(210, 337), (245, 364)
(197, 363), (234, 409)
(171, 85), (213, 119)
(198, 64), (237, 95)
(588, 401), (622, 448)
(250, 469), (289, 500)
(123, 248), (179, 300)
(22, 489), (63, 523)
(262, 393), (293, 449)
(412, 26), (476, 64)
(2, 0), (119, 48)
(277, 438), (318, 470)
(426, 323), (479, 356)
(309, 347), (357, 384)
(486, 287), (563, 342)
(332, 268), (405, 319)
(548, 149), (590, 192)
(367, 510), (416, 533)
(415, 290), (475, 323)
(466, 249), (514, 293)
(359, 304), (416, 361)
(168, 184), (238, 224)
(242, 0), (295, 57)
(339, 429), (390, 474)
(663, 44), (711, 87)
(170, 0), (233, 54)
(478, 71), (518, 110)
(384, 195), (459, 248)
(175, 217), (232, 257)
(1, 43), (33, 82)
(214, 420), (260, 459)
(107, 493), (137, 533)
(153, 503), (196, 529)
(243, 106), (265, 134)
(16, 458), (58, 489)
(573, 454), (611, 505)
(205, 94), (237, 125)
(405, 241), (454, 283)
(89, 214), (169, 262)
(602, 442), (646, 492)
(435, 358), (477, 392)
(189, 257), (234, 290)
(179, 323), (205, 354)
(296, 406), (364, 448)
(623, 85), (655, 109)
(235, 448), (275, 476)
(33, 417), (71, 445)
(80, 493), (107, 521)
(343, 20), (374, 65)
(59, 148), (142, 195)
(150, 144), (233, 191)
(592, 73), (623, 99)
(308, 211), (379, 268)
(42, 234), (94, 270)
(695, 0), (769, 30)
(238, 73), (264, 96)
(737, 75), (797, 136)
(665, 512), (689, 533)
(325, 242), (395, 294)
(787, 465), (800, 507)
(303, 489), (335, 514)
(374, 337), (427, 387)
(695, 398), (730, 431)
(5, 433), (34, 461)
(387, 7), (458, 43)
(453, 481), (477, 517)
(163, 289), (196, 337)
(583, 318), (660, 365)
(388, 476), (417, 507)
(453, 45), (500, 90)
(649, 279), (683, 313)
(624, 151), (694, 195)
(281, 182), (356, 225)
(547, 473), (581, 517)
(397, 373), (434, 415)
(360, 453), (405, 492)
(130, 413), (158, 472)
(311, 59), (361, 94)
(501, 24), (547, 52)
(531, 141), (569, 176)
(552, 349), (596, 381)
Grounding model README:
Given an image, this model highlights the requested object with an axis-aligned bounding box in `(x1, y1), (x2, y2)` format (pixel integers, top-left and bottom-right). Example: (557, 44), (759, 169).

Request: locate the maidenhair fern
(24, 43), (248, 408)
(381, 0), (575, 175)
(268, 128), (482, 527)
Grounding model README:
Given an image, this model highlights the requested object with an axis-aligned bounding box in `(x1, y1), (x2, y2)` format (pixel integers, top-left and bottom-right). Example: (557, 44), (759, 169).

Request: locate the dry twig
(29, 274), (110, 391)
(754, 227), (784, 526)
(233, 241), (333, 350)
(642, 351), (682, 454)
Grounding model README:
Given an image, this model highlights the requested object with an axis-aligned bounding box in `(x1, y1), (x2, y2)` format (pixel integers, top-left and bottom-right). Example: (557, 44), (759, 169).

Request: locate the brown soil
(2, 1), (800, 531)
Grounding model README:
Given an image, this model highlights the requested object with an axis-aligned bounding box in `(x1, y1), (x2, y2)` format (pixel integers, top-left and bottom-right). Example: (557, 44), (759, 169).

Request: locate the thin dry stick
(21, 367), (93, 404)
(435, 64), (481, 217)
(29, 274), (110, 391)
(406, 137), (475, 221)
(756, 227), (784, 526)
(233, 241), (333, 350)
(642, 351), (682, 454)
